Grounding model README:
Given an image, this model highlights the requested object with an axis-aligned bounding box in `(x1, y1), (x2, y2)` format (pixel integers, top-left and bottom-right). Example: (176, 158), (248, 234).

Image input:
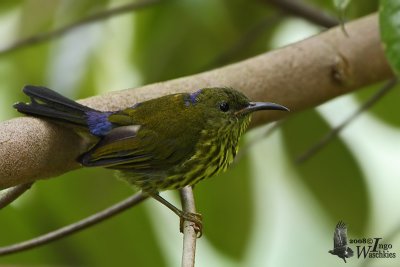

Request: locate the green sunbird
(14, 85), (288, 233)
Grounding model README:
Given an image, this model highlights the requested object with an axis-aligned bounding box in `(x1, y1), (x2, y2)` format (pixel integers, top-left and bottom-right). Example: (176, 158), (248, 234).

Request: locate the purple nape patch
(189, 89), (202, 104)
(86, 111), (113, 136)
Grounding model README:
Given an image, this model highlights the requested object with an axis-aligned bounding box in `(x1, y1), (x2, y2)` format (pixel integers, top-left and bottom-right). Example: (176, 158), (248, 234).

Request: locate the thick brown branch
(0, 13), (394, 189)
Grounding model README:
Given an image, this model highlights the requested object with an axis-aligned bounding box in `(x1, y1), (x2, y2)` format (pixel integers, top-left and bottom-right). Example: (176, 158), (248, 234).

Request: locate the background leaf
(196, 150), (253, 260)
(281, 109), (369, 235)
(0, 169), (166, 266)
(132, 0), (278, 84)
(380, 0), (400, 74)
(355, 81), (400, 128)
(1, 0), (400, 266)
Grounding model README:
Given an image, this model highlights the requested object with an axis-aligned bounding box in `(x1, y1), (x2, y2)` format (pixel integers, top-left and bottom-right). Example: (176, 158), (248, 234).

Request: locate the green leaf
(380, 0), (400, 74)
(309, 0), (377, 19)
(196, 151), (253, 260)
(334, 0), (351, 10)
(76, 55), (100, 99)
(1, 169), (166, 266)
(281, 109), (369, 235)
(0, 0), (23, 14)
(355, 81), (400, 128)
(132, 0), (277, 84)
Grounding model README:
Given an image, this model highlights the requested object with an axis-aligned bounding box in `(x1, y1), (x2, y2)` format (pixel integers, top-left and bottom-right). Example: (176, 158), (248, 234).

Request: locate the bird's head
(186, 87), (289, 131)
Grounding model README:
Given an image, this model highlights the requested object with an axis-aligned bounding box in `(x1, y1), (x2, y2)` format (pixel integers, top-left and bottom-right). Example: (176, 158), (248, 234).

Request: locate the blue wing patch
(86, 111), (113, 136)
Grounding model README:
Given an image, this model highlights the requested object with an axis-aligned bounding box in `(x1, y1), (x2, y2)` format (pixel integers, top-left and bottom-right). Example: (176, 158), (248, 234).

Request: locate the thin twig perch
(296, 78), (398, 163)
(180, 186), (198, 267)
(0, 182), (34, 209)
(0, 0), (161, 55)
(0, 192), (148, 256)
(265, 0), (339, 27)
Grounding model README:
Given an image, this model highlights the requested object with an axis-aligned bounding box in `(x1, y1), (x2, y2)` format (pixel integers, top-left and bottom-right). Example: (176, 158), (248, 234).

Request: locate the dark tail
(14, 85), (96, 127)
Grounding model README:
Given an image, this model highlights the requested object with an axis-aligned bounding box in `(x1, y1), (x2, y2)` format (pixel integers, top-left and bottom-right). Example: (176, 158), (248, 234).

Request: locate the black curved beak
(237, 101), (290, 115)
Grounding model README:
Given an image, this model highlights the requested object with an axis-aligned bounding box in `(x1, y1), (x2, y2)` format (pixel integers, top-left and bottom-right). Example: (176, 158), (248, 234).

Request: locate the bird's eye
(219, 102), (229, 112)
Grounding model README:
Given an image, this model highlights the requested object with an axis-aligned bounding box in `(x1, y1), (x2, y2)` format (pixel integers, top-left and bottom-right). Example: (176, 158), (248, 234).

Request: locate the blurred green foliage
(1, 0), (399, 266)
(281, 110), (369, 235)
(380, 0), (400, 74)
(196, 151), (253, 260)
(355, 81), (400, 128)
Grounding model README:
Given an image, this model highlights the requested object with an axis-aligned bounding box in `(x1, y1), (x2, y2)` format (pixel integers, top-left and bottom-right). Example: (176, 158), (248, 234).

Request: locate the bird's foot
(149, 192), (203, 238)
(179, 211), (203, 237)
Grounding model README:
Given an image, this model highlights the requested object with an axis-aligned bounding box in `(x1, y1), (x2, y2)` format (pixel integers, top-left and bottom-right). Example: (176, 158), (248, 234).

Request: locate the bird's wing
(333, 221), (349, 248)
(79, 124), (194, 171)
(347, 247), (354, 257)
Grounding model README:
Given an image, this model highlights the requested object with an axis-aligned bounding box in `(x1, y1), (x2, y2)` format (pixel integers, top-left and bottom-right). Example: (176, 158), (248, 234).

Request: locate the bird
(329, 221), (354, 263)
(14, 85), (289, 234)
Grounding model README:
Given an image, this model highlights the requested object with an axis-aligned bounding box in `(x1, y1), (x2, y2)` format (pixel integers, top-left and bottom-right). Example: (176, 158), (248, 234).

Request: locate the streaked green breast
(126, 115), (251, 191)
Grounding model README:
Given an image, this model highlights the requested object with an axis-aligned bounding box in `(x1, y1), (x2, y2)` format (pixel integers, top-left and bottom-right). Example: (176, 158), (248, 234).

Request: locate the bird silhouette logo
(329, 221), (354, 263)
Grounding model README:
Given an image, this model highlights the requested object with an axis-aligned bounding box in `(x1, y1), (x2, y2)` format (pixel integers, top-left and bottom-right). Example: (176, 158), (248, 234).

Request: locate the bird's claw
(179, 211), (203, 238)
